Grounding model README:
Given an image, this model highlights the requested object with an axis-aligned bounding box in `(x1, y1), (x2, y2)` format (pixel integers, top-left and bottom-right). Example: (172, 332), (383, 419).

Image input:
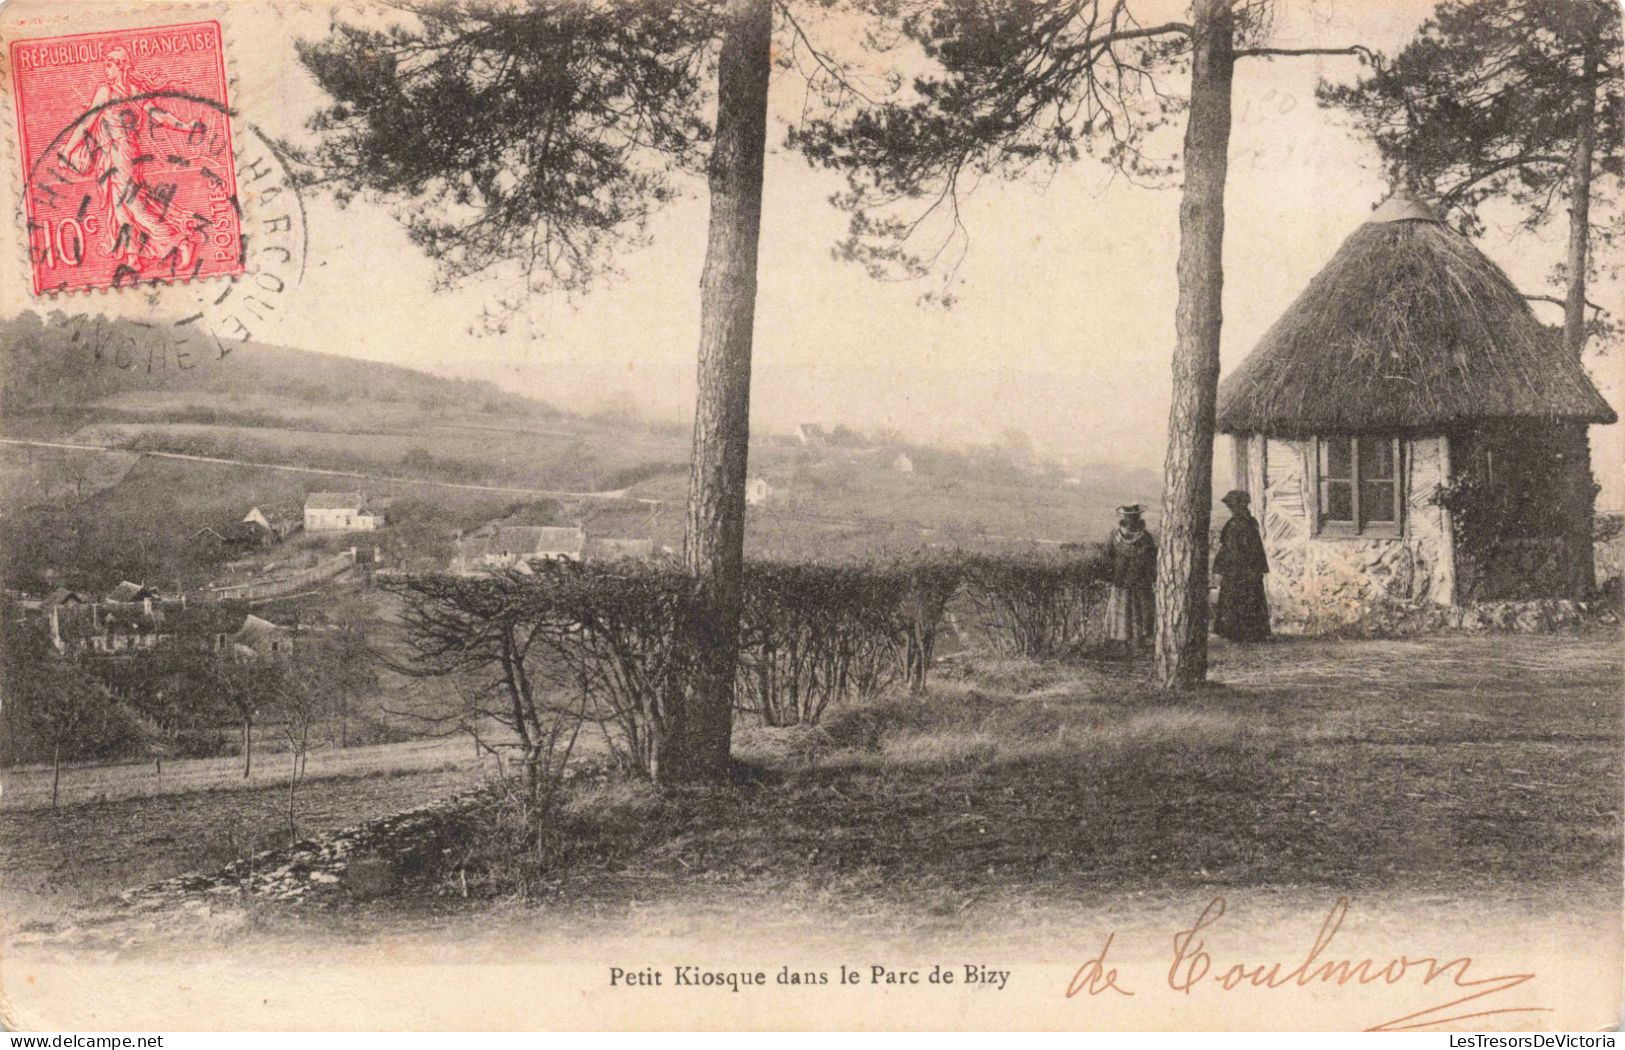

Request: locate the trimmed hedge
(387, 548), (1110, 784)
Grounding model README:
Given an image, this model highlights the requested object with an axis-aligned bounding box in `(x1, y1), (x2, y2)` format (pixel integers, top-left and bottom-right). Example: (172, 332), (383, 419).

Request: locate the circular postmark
(25, 97), (308, 360)
(25, 90), (242, 292)
(14, 22), (307, 359)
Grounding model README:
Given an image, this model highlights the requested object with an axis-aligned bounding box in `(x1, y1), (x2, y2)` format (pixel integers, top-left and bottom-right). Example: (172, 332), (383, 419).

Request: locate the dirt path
(1, 736), (490, 812)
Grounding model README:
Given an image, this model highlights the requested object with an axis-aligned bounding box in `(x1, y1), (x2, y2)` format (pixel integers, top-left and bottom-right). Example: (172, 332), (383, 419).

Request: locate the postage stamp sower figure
(9, 20), (241, 294)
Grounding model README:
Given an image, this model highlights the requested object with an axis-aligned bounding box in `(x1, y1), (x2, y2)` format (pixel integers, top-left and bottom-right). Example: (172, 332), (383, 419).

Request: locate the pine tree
(1319, 0), (1623, 359)
(791, 0), (1371, 686)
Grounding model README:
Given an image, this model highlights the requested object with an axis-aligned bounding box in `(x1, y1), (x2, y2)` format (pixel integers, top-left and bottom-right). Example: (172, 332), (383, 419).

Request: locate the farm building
(49, 599), (291, 660)
(450, 524), (587, 574)
(745, 477), (775, 506)
(205, 547), (362, 601)
(191, 522), (261, 554)
(1216, 190), (1616, 626)
(233, 613), (294, 658)
(304, 492), (386, 532)
(40, 587), (87, 611)
(794, 423), (828, 447)
(243, 504), (301, 544)
(893, 452), (914, 475)
(586, 536), (655, 560)
(105, 581), (158, 605)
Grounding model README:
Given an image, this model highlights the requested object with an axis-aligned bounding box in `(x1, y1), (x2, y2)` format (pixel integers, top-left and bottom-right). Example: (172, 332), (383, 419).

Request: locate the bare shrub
(736, 562), (904, 726)
(961, 548), (1110, 657)
(383, 570), (596, 804)
(897, 553), (965, 693)
(384, 549), (1103, 797)
(735, 554), (967, 725)
(384, 559), (702, 786)
(537, 558), (702, 781)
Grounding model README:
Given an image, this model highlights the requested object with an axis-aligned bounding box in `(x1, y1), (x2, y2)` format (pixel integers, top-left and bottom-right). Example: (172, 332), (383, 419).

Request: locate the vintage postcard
(0, 0), (1620, 1034)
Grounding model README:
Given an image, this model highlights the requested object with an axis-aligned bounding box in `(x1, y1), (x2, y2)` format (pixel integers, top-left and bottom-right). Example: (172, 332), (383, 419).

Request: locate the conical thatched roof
(1217, 193), (1617, 434)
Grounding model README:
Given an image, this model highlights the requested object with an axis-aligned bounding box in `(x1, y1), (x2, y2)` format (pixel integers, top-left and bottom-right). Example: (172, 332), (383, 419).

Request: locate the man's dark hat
(1116, 504), (1144, 517)
(1221, 489), (1251, 507)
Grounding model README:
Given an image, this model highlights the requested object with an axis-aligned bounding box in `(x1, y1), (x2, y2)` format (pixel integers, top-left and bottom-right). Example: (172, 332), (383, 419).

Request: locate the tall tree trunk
(1563, 29), (1597, 362)
(288, 749), (299, 837)
(1154, 0), (1234, 689)
(669, 0), (772, 784)
(1565, 24), (1600, 594)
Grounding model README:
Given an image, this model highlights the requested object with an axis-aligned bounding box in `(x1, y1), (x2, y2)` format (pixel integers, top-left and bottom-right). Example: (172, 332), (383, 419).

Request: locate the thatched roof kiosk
(1218, 190), (1616, 627)
(1219, 192), (1615, 434)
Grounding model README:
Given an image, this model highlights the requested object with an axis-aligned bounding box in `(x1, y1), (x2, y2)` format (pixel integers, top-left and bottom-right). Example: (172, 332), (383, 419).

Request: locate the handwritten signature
(1065, 897), (1549, 1031)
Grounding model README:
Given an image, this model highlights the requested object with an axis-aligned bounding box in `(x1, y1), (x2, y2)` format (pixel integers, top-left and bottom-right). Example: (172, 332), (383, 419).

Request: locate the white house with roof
(794, 423), (827, 447)
(304, 492), (385, 532)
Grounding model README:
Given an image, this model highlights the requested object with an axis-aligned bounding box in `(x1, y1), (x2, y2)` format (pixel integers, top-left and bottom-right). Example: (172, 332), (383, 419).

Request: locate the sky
(4, 0), (1621, 496)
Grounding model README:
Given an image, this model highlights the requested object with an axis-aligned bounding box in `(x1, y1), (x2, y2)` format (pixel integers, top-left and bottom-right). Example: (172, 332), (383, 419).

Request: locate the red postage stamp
(8, 20), (243, 294)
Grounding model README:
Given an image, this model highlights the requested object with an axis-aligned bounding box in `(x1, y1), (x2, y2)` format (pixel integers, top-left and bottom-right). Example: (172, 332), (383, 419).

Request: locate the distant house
(232, 614), (293, 659)
(525, 526), (586, 561)
(745, 477), (774, 506)
(892, 452), (914, 475)
(54, 599), (292, 660)
(166, 602), (253, 655)
(41, 587), (87, 611)
(85, 604), (163, 653)
(105, 581), (157, 605)
(192, 525), (232, 548)
(794, 423), (828, 447)
(451, 524), (587, 574)
(585, 537), (655, 561)
(243, 505), (301, 545)
(193, 521), (262, 555)
(304, 492), (385, 532)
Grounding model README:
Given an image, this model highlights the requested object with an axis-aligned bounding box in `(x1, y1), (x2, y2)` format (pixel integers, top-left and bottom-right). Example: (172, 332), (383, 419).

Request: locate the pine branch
(1236, 44), (1379, 63)
(1524, 293), (1611, 318)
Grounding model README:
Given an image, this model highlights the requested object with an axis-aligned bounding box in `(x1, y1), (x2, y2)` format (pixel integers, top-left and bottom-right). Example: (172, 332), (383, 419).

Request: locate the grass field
(0, 444), (139, 510)
(2, 631), (1617, 944)
(0, 422), (1131, 591)
(522, 631), (1621, 920)
(0, 764), (482, 925)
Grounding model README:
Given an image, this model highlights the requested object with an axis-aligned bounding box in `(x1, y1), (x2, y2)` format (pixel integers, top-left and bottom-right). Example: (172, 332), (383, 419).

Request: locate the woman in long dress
(1104, 505), (1156, 654)
(61, 46), (200, 273)
(1213, 489), (1271, 641)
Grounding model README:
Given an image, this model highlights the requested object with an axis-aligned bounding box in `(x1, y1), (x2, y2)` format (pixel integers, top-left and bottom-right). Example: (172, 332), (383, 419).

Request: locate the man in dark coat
(1213, 490), (1271, 642)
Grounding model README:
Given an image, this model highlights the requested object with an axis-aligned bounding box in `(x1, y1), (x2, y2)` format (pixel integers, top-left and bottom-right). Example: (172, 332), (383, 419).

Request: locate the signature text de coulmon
(1066, 896), (1548, 1031)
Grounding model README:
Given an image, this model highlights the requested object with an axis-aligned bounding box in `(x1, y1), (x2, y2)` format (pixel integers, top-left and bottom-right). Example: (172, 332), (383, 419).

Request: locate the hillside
(0, 311), (1154, 591)
(0, 311), (553, 423)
